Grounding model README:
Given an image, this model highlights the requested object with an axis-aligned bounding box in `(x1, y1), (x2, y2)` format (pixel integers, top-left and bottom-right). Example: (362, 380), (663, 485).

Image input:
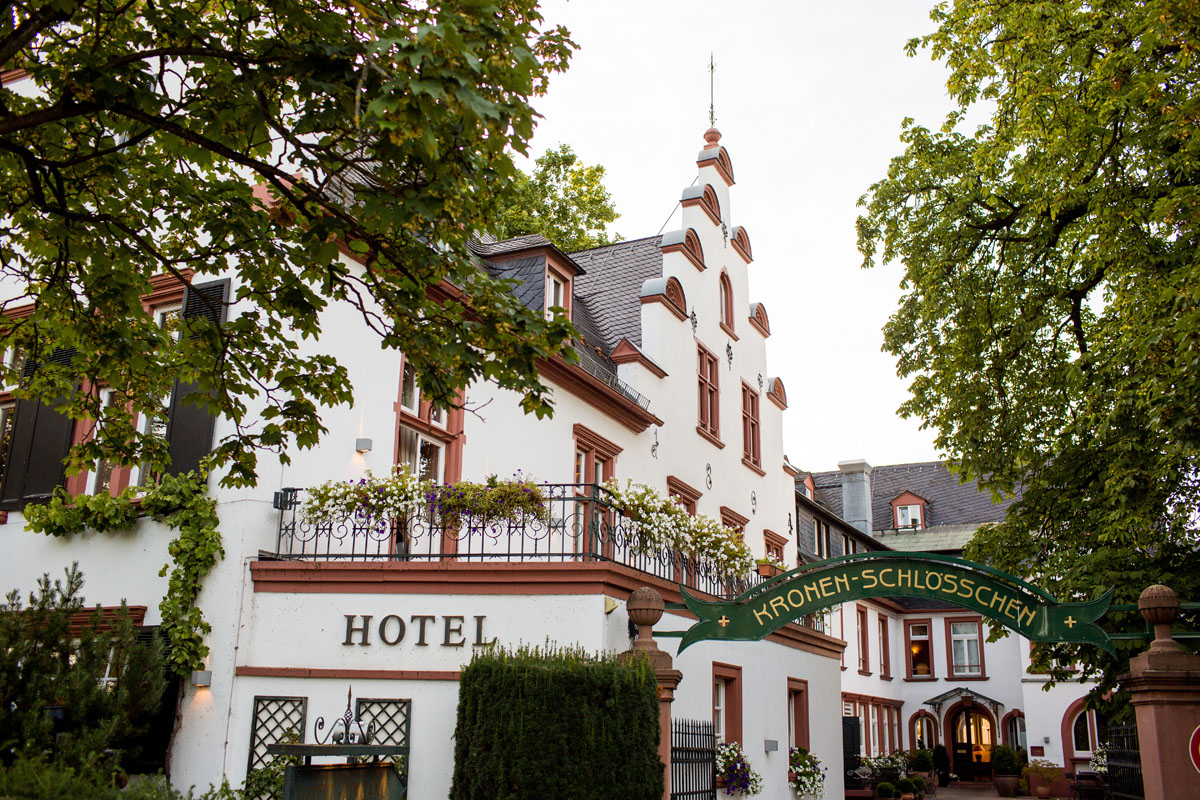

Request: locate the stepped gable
(569, 235), (665, 350)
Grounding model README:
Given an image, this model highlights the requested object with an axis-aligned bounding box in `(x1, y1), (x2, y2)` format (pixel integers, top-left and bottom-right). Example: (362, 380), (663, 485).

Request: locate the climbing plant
(24, 471), (221, 674)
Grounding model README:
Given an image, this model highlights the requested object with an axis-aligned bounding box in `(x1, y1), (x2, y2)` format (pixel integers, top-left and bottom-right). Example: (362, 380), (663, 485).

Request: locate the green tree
(0, 565), (167, 772)
(0, 0), (577, 487)
(496, 143), (619, 252)
(857, 0), (1200, 689)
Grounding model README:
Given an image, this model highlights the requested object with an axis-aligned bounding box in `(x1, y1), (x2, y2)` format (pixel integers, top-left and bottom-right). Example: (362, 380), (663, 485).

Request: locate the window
(906, 619), (935, 678)
(1070, 709), (1106, 758)
(912, 713), (938, 749)
(869, 704), (879, 756)
(90, 388), (120, 495)
(696, 346), (720, 442)
(719, 272), (735, 335)
(573, 424), (620, 485)
(398, 424), (443, 483)
(740, 384), (760, 469)
(889, 707), (901, 753)
(856, 605), (870, 674)
(842, 533), (851, 555)
(764, 530), (786, 564)
(1006, 713), (1027, 751)
(666, 475), (701, 515)
(896, 504), (923, 530)
(814, 519), (831, 559)
(787, 678), (809, 749)
(947, 617), (985, 677)
(878, 616), (891, 679)
(712, 663), (742, 744)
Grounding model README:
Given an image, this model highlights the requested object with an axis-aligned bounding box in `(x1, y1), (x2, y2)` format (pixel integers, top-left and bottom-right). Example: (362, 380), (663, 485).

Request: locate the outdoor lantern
(190, 670), (212, 688)
(355, 438), (373, 453)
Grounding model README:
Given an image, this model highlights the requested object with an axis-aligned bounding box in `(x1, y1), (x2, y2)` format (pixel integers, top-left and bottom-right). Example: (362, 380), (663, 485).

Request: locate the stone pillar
(623, 587), (683, 800)
(1119, 584), (1200, 800)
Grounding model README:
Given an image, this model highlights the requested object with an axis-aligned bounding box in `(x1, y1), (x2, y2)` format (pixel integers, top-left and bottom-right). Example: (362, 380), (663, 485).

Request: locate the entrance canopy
(924, 687), (1004, 718)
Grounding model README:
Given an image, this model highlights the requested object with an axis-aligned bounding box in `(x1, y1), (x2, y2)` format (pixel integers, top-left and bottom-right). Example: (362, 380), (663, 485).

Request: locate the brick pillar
(1119, 584), (1200, 800)
(623, 587), (683, 800)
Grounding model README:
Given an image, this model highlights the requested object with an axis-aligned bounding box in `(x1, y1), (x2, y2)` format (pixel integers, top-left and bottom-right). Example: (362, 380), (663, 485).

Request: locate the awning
(923, 687), (1004, 717)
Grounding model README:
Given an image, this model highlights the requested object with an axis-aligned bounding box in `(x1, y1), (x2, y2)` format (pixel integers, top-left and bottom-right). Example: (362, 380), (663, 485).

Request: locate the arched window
(1063, 699), (1108, 765)
(910, 712), (938, 749)
(719, 271), (734, 334)
(1004, 711), (1027, 751)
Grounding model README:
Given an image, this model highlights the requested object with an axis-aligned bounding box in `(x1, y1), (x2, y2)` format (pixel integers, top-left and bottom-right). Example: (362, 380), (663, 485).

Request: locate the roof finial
(708, 52), (716, 128)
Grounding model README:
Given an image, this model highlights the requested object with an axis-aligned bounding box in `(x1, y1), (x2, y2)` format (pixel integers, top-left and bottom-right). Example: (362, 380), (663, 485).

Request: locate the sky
(521, 0), (961, 474)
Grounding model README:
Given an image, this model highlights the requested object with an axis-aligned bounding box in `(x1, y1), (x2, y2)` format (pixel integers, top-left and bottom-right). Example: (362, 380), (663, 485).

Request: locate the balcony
(268, 482), (807, 610)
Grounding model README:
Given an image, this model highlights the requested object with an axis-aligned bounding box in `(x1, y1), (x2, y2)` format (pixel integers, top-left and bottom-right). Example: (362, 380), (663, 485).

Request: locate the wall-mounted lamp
(355, 438), (373, 453)
(190, 670), (212, 688)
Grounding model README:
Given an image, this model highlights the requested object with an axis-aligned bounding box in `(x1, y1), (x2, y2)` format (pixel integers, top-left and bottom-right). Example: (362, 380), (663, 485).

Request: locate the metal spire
(708, 52), (716, 127)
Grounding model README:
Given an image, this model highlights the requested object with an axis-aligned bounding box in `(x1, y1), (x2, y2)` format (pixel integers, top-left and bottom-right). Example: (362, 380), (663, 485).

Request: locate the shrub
(897, 778), (916, 794)
(911, 776), (926, 791)
(931, 744), (950, 772)
(876, 781), (896, 799)
(450, 645), (661, 799)
(992, 744), (1022, 775)
(909, 748), (934, 772)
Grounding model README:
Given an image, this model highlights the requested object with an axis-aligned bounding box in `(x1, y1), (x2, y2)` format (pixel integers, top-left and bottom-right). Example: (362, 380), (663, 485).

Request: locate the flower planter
(994, 774), (1020, 797)
(756, 562), (781, 578)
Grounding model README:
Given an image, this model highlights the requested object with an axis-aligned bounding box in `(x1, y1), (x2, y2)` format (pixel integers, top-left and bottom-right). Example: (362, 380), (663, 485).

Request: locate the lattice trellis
(356, 697), (411, 746)
(247, 695), (307, 773)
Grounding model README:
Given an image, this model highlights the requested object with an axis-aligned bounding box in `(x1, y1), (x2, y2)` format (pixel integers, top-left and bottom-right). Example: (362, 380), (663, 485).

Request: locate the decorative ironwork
(725, 342), (733, 367)
(750, 492), (757, 515)
(651, 430), (659, 459)
(315, 687), (374, 746)
(788, 513), (793, 535)
(271, 482), (814, 610)
(567, 340), (650, 410)
(1107, 722), (1144, 800)
(757, 373), (763, 391)
(356, 698), (411, 749)
(671, 717), (716, 800)
(690, 308), (698, 334)
(248, 695), (307, 774)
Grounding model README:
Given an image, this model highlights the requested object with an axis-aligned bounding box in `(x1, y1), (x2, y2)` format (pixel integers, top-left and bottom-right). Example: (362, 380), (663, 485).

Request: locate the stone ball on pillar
(1138, 584), (1180, 626)
(628, 587), (665, 630)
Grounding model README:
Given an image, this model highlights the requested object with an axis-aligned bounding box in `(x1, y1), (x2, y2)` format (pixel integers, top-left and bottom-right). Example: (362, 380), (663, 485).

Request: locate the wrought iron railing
(271, 483), (778, 603)
(670, 718), (716, 800)
(1107, 723), (1143, 800)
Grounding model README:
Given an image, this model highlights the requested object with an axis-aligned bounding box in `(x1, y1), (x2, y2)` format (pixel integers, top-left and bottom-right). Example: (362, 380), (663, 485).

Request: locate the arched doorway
(948, 702), (996, 782)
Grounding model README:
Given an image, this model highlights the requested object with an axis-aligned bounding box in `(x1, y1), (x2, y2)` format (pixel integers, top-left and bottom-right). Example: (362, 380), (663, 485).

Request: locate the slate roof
(482, 253), (547, 313)
(471, 233), (556, 257)
(811, 461), (1015, 529)
(569, 235), (664, 350)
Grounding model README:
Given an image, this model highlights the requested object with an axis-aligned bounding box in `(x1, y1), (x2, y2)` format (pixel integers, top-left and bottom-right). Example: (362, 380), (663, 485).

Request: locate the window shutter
(0, 348), (78, 509)
(165, 280), (228, 476)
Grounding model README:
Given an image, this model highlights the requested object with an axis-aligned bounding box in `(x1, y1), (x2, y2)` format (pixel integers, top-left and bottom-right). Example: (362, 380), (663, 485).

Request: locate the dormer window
(897, 504), (923, 530)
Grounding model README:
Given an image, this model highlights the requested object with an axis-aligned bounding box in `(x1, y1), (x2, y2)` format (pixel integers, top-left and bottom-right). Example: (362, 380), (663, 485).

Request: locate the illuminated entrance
(951, 705), (995, 781)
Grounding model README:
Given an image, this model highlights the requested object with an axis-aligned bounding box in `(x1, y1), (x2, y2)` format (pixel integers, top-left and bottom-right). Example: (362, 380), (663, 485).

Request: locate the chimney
(838, 459), (873, 535)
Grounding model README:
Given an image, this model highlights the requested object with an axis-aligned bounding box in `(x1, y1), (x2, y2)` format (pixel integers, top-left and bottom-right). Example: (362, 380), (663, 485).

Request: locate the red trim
(1060, 697), (1092, 775)
(909, 710), (940, 748)
(787, 677), (810, 749)
(1000, 708), (1025, 747)
(767, 377), (787, 410)
(719, 505), (749, 531)
(681, 186), (722, 227)
(236, 666), (460, 681)
(696, 425), (724, 450)
(748, 304), (770, 338)
(878, 614), (892, 679)
(944, 699), (997, 762)
(610, 338), (667, 378)
(856, 604), (870, 674)
(944, 615), (987, 679)
(696, 344), (720, 441)
(713, 662), (743, 744)
(572, 423), (622, 462)
(68, 605), (148, 636)
(666, 475), (702, 513)
(698, 148), (736, 187)
(639, 276), (688, 321)
(731, 227), (753, 263)
(538, 356), (662, 433)
(662, 229), (705, 271)
(718, 271), (737, 339)
(904, 617), (936, 679)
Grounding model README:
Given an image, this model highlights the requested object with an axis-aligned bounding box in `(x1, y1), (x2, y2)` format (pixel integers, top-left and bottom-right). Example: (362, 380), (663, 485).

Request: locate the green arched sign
(677, 552), (1114, 654)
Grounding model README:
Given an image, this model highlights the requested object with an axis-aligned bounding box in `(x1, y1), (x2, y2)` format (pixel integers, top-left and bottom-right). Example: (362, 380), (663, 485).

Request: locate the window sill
(696, 426), (724, 449)
(741, 457), (765, 476)
(949, 675), (989, 681)
(858, 669), (872, 677)
(903, 676), (938, 682)
(719, 321), (739, 341)
(879, 675), (893, 681)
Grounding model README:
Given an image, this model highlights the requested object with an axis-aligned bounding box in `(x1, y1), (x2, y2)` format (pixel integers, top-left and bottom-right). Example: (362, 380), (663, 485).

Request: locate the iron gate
(670, 718), (716, 800)
(1107, 723), (1144, 800)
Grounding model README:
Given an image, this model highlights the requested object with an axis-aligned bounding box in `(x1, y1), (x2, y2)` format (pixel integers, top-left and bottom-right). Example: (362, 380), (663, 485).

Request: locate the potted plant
(910, 775), (926, 799)
(932, 744), (951, 787)
(787, 746), (826, 799)
(1021, 759), (1063, 799)
(896, 778), (917, 800)
(991, 744), (1022, 797)
(875, 781), (896, 799)
(755, 557), (786, 578)
(715, 740), (764, 796)
(909, 748), (934, 780)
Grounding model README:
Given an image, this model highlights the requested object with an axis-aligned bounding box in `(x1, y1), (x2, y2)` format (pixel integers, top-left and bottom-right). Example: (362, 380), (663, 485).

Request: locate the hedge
(450, 645), (662, 800)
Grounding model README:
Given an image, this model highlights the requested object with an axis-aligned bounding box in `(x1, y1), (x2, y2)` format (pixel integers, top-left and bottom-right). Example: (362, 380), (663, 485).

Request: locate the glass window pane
(400, 361), (417, 411)
(418, 438), (441, 483)
(1073, 712), (1091, 753)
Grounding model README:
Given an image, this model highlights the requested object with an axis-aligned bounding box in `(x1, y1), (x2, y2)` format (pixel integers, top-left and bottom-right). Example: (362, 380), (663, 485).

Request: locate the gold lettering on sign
(913, 570), (927, 591)
(788, 588), (804, 607)
(898, 569), (913, 588)
(1018, 605), (1037, 628)
(880, 569), (896, 588)
(1003, 597), (1021, 621)
(819, 576), (835, 596)
(862, 569), (878, 590)
(834, 574), (850, 593)
(990, 591), (1007, 612)
(754, 604), (773, 625)
(804, 582), (824, 604)
(975, 585), (991, 607)
(943, 573), (959, 596)
(958, 577), (975, 599)
(770, 596), (790, 617)
(925, 571), (943, 592)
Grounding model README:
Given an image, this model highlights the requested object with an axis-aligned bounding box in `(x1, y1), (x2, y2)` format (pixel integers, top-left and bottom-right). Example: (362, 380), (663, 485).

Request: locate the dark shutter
(164, 280), (228, 476)
(0, 348), (78, 510)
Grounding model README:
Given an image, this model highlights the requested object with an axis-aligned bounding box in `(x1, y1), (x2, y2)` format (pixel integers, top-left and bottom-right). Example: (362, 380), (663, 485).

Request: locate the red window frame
(740, 383), (761, 471)
(697, 345), (721, 444)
